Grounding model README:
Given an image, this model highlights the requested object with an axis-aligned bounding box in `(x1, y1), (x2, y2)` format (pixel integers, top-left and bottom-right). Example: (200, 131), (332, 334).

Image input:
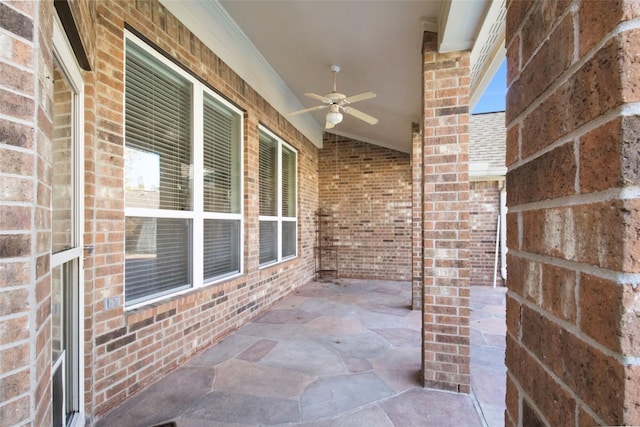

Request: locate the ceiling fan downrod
(330, 64), (340, 93)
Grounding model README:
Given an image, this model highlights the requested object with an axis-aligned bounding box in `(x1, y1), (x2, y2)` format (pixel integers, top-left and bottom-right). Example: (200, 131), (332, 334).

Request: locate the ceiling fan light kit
(326, 109), (343, 126)
(289, 64), (378, 129)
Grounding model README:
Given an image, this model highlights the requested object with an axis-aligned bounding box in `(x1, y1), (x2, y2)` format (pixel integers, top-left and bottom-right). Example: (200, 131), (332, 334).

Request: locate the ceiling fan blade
(288, 105), (328, 116)
(325, 120), (335, 130)
(304, 93), (332, 104)
(343, 107), (379, 125)
(342, 91), (376, 105)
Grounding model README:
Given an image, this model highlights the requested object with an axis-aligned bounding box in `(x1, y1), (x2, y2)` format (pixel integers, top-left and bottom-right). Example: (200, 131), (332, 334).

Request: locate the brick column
(0, 1), (54, 425)
(505, 1), (640, 425)
(411, 122), (423, 310)
(420, 32), (471, 392)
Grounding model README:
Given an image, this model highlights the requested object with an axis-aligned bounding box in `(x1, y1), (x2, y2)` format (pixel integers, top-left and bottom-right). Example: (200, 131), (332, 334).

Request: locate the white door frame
(51, 14), (85, 427)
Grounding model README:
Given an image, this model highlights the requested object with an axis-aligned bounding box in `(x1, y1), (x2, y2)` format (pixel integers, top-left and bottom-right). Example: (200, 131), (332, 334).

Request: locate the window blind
(124, 41), (193, 304)
(281, 146), (296, 217)
(259, 133), (277, 216)
(259, 220), (277, 264)
(282, 221), (296, 258)
(203, 94), (239, 214)
(258, 129), (298, 266)
(125, 217), (191, 304)
(204, 219), (240, 281)
(125, 41), (192, 212)
(124, 35), (244, 306)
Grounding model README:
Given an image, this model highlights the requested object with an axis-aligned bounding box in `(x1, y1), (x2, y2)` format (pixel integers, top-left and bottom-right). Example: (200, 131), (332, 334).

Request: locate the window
(52, 15), (85, 426)
(124, 33), (243, 307)
(259, 127), (297, 266)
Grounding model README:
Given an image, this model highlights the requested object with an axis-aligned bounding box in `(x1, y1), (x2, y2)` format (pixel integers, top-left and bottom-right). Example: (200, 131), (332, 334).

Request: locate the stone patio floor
(97, 279), (506, 427)
(470, 285), (507, 427)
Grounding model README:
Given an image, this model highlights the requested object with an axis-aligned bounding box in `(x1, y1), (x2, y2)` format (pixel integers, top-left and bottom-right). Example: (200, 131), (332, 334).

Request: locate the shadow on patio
(97, 279), (505, 426)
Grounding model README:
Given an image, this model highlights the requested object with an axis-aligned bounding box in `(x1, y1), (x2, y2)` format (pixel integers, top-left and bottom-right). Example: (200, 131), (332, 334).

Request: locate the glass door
(51, 16), (84, 427)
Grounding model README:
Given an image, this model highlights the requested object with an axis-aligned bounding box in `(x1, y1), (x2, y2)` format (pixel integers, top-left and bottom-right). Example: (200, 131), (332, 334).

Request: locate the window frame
(258, 126), (298, 268)
(124, 31), (244, 309)
(51, 14), (86, 427)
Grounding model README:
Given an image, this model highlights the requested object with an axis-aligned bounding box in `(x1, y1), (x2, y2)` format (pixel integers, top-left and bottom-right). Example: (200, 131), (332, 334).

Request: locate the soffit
(161, 0), (504, 153)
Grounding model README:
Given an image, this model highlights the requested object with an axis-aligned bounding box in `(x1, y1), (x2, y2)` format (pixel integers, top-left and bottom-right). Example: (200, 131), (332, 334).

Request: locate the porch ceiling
(161, 0), (505, 153)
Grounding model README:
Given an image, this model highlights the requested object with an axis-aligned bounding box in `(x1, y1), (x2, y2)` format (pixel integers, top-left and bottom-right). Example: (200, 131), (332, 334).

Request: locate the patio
(97, 279), (506, 427)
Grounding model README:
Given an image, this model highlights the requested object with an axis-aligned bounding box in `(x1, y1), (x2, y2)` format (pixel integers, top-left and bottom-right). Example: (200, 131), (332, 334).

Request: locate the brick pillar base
(420, 32), (471, 393)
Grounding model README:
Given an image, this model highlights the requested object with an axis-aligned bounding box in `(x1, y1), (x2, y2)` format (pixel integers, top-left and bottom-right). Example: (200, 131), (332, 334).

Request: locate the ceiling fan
(289, 64), (379, 129)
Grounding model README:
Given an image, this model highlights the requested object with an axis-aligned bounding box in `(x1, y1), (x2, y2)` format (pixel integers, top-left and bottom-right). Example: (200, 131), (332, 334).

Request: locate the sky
(472, 59), (506, 114)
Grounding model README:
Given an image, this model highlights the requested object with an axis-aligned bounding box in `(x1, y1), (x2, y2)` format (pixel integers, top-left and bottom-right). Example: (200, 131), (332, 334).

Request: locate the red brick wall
(0, 1), (54, 425)
(469, 180), (504, 286)
(318, 134), (411, 281)
(420, 32), (471, 393)
(505, 1), (640, 425)
(85, 1), (319, 418)
(0, 0), (320, 422)
(411, 123), (423, 309)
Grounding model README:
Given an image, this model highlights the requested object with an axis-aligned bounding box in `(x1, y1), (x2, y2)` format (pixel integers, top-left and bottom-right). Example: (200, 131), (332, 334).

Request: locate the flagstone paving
(97, 279), (506, 427)
(470, 285), (507, 427)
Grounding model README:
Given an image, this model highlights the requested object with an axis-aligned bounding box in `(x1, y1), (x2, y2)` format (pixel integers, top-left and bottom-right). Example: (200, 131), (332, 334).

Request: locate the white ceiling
(161, 0), (505, 153)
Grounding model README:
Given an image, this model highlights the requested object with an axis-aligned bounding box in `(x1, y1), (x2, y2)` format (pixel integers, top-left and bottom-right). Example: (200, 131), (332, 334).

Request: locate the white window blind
(203, 219), (239, 280)
(258, 127), (297, 266)
(203, 93), (240, 214)
(259, 134), (277, 216)
(281, 145), (296, 258)
(125, 41), (192, 211)
(202, 93), (241, 280)
(125, 217), (191, 302)
(124, 34), (243, 307)
(259, 220), (277, 264)
(281, 145), (296, 218)
(124, 41), (193, 304)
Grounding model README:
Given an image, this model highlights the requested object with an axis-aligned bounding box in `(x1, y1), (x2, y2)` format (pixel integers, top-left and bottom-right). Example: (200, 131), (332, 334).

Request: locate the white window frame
(259, 126), (298, 268)
(52, 14), (85, 427)
(124, 31), (244, 309)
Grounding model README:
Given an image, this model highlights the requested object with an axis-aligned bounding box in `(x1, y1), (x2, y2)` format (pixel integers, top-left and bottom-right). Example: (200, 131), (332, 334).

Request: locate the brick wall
(469, 180), (504, 286)
(85, 1), (319, 418)
(1, 0), (320, 423)
(411, 122), (423, 309)
(419, 32), (471, 393)
(0, 1), (54, 425)
(505, 1), (640, 425)
(318, 134), (411, 281)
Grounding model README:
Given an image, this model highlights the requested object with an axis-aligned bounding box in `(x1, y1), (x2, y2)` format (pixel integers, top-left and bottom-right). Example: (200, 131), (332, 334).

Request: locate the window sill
(258, 254), (298, 270)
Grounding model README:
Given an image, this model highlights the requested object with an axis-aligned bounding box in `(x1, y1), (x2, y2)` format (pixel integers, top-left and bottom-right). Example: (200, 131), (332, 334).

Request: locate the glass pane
(51, 265), (64, 363)
(52, 360), (64, 427)
(282, 221), (296, 258)
(125, 147), (161, 209)
(259, 133), (277, 216)
(51, 259), (78, 420)
(259, 220), (277, 265)
(52, 59), (74, 253)
(204, 219), (240, 281)
(203, 93), (241, 214)
(281, 146), (296, 217)
(125, 217), (192, 304)
(125, 41), (193, 211)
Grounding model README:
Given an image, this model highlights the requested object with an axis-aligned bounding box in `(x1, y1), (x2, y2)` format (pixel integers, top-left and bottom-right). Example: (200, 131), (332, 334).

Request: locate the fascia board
(437, 0), (489, 53)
